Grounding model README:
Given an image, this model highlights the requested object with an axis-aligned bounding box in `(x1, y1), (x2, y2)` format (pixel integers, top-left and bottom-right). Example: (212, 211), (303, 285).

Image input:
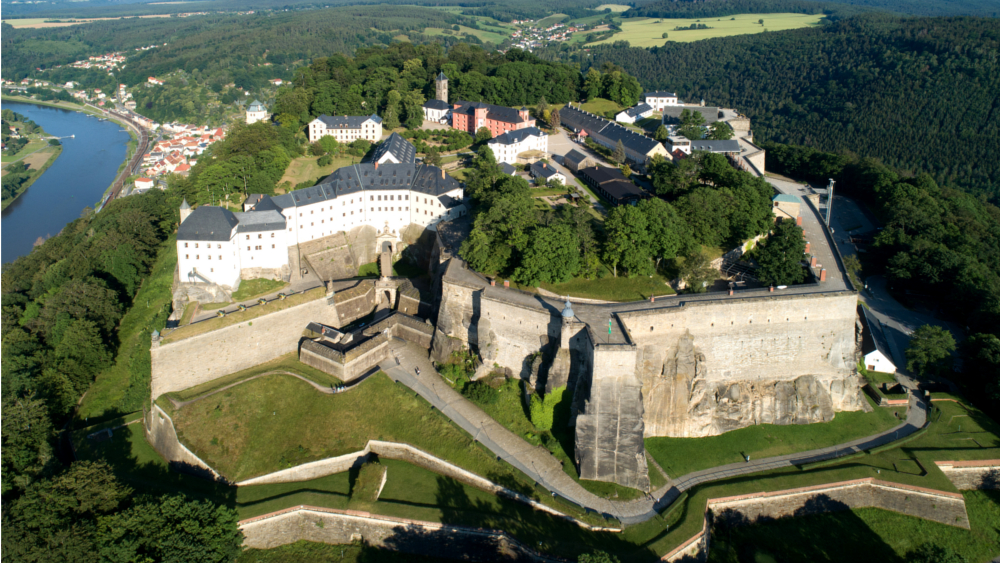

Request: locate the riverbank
(1, 111), (64, 210)
(3, 94), (143, 205)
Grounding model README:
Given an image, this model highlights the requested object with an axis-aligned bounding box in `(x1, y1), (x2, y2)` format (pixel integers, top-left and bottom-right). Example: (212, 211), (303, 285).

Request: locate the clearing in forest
(591, 13), (824, 47)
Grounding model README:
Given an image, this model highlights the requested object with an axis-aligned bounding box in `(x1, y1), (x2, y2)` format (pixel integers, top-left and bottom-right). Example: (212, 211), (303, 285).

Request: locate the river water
(1, 101), (131, 262)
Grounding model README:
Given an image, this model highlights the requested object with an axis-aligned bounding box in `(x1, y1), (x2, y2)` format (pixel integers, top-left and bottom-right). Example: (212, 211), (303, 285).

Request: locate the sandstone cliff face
(640, 331), (864, 437)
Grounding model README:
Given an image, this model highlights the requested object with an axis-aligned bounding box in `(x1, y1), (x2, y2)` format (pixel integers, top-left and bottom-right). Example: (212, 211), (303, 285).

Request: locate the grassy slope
(423, 25), (510, 44)
(592, 13), (824, 47)
(646, 395), (905, 478)
(231, 278), (287, 301)
(77, 236), (177, 423)
(279, 155), (357, 187)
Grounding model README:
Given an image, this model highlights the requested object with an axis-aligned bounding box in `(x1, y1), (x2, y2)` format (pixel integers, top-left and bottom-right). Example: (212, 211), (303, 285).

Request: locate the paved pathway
(381, 340), (930, 525)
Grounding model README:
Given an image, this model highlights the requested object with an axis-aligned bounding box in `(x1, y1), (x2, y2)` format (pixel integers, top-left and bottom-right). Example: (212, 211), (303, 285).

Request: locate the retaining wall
(239, 506), (562, 562)
(662, 478), (971, 561)
(935, 460), (1000, 490)
(144, 404), (224, 481)
(151, 296), (336, 399)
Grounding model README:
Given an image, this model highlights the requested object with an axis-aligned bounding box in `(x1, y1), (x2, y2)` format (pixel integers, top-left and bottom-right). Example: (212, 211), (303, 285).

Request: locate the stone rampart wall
(144, 404), (224, 481)
(151, 297), (336, 399)
(936, 460), (1000, 490)
(300, 336), (390, 382)
(331, 281), (376, 326)
(479, 293), (560, 378)
(619, 292), (862, 437)
(667, 478), (970, 562)
(239, 507), (559, 562)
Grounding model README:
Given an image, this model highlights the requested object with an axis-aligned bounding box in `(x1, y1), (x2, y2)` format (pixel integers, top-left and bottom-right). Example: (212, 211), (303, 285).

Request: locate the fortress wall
(437, 274), (481, 343)
(618, 292), (862, 437)
(935, 461), (1000, 490)
(478, 294), (561, 379)
(151, 297), (336, 399)
(331, 281), (376, 326)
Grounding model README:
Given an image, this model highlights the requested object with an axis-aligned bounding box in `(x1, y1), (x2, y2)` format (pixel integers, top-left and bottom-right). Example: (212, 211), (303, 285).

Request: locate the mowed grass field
(594, 4), (630, 12)
(278, 155), (356, 188)
(1, 15), (169, 28)
(592, 13), (825, 47)
(423, 25), (510, 44)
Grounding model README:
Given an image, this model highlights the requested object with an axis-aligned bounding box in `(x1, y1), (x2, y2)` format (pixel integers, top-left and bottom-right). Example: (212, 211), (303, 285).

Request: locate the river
(1, 101), (131, 262)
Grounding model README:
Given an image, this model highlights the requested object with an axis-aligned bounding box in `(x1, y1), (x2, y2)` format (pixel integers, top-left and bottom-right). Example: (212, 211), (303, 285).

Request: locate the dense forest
(1, 192), (244, 561)
(766, 141), (1000, 415)
(582, 14), (1000, 199)
(625, 0), (1000, 18)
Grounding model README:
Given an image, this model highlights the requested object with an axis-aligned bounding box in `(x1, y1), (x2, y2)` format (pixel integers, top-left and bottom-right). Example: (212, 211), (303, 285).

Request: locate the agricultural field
(535, 13), (569, 28)
(594, 4), (631, 12)
(422, 24), (510, 44)
(0, 15), (169, 28)
(591, 13), (825, 47)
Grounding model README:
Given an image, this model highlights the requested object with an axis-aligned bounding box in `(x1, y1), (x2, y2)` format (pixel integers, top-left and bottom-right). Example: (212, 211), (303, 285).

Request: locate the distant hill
(624, 0), (1000, 18)
(587, 13), (1000, 198)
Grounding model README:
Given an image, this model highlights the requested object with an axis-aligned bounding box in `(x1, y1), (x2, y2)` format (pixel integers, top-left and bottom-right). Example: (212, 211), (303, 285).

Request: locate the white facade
(423, 106), (449, 122)
(644, 93), (679, 112)
(246, 102), (269, 125)
(616, 105), (654, 124)
(308, 115), (383, 143)
(667, 136), (692, 155)
(178, 233), (242, 289)
(237, 227), (288, 269)
(488, 128), (548, 164)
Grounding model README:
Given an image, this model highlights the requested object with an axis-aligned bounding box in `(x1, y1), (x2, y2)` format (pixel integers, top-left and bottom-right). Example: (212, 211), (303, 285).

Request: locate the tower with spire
(435, 72), (448, 103)
(179, 198), (192, 224)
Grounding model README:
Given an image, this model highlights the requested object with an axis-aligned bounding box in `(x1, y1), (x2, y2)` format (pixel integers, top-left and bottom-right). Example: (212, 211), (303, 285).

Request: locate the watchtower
(179, 198), (192, 224)
(435, 72), (448, 103)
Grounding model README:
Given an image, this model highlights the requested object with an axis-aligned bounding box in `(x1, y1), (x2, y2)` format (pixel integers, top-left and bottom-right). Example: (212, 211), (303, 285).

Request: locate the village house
(772, 194), (801, 221)
(562, 149), (595, 172)
(308, 114), (383, 143)
(529, 161), (565, 185)
(246, 100), (269, 125)
(487, 126), (548, 164)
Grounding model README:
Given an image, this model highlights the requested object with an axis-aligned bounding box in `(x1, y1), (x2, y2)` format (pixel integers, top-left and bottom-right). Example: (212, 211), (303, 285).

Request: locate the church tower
(179, 198), (192, 224)
(435, 72), (448, 103)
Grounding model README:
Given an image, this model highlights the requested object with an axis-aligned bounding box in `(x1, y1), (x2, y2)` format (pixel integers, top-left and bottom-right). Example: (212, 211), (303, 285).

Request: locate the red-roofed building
(135, 177), (154, 190)
(451, 101), (535, 137)
(174, 163), (191, 175)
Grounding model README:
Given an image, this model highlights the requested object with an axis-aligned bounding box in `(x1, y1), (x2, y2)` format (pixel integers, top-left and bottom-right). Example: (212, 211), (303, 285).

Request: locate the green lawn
(594, 4), (630, 12)
(591, 13), (825, 47)
(580, 97), (623, 117)
(512, 267), (676, 302)
(237, 540), (454, 563)
(645, 395), (905, 478)
(279, 154), (357, 188)
(231, 278), (287, 301)
(1, 138), (48, 163)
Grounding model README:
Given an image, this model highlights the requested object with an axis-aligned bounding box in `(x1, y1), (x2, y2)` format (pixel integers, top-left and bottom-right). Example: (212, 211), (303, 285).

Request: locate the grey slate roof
(859, 304), (893, 360)
(248, 100), (265, 112)
(367, 132), (415, 164)
(560, 105), (662, 156)
(660, 106), (720, 125)
(250, 195), (282, 212)
(499, 162), (517, 175)
(490, 126), (545, 146)
(315, 114), (382, 130)
(689, 139), (741, 153)
(423, 99), (450, 110)
(177, 206), (239, 241)
(623, 103), (653, 118)
(234, 209), (286, 232)
(564, 149), (590, 166)
(270, 163), (460, 210)
(453, 101), (529, 125)
(530, 161), (562, 179)
(643, 91), (677, 98)
(437, 71), (448, 81)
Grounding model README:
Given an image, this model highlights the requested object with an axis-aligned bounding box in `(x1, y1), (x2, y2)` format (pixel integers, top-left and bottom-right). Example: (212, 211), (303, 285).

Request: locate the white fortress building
(487, 126), (548, 164)
(308, 114), (383, 143)
(246, 100), (269, 125)
(176, 136), (463, 289)
(642, 91), (680, 112)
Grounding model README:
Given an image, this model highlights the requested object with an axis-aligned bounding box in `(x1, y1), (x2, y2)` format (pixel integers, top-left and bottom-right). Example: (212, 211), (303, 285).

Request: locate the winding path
(380, 339), (929, 525)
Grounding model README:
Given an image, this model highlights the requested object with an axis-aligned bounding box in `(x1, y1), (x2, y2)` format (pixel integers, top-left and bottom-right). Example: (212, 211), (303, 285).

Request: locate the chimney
(490, 279), (496, 287)
(503, 280), (510, 288)
(441, 169), (445, 179)
(810, 256), (818, 267)
(543, 162), (547, 168)
(796, 215), (803, 226)
(374, 161), (379, 170)
(820, 268), (827, 282)
(729, 289), (734, 296)
(805, 242), (811, 253)
(769, 286), (774, 292)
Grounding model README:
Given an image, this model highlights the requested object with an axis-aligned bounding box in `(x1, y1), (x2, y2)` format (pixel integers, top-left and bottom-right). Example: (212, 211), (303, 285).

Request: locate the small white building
(529, 161), (565, 185)
(643, 91), (680, 112)
(667, 135), (692, 155)
(615, 103), (653, 124)
(487, 126), (548, 164)
(134, 177), (154, 191)
(308, 114), (383, 143)
(246, 100), (269, 125)
(859, 306), (897, 374)
(422, 99), (450, 123)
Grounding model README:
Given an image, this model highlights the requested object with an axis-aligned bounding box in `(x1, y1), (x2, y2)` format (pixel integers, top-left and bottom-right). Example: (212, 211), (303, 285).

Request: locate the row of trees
(766, 141), (1000, 415)
(458, 146), (792, 288)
